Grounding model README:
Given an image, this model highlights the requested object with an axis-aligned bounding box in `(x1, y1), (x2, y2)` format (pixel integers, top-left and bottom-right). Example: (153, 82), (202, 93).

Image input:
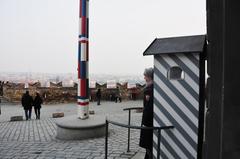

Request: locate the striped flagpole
(78, 0), (89, 119)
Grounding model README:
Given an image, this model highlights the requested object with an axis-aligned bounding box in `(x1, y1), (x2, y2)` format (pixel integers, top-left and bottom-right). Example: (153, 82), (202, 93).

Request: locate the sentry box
(143, 35), (206, 159)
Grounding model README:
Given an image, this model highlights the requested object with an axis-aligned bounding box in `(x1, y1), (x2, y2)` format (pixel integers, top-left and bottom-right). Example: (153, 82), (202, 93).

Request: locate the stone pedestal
(55, 115), (106, 140)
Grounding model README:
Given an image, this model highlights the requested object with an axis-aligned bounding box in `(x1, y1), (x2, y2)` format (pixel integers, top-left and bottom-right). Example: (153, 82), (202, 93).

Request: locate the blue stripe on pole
(79, 61), (88, 79)
(77, 96), (88, 100)
(79, 35), (87, 38)
(82, 0), (86, 17)
(79, 35), (88, 40)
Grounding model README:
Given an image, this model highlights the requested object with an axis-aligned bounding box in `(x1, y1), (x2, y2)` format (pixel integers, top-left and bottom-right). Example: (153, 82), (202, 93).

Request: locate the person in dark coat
(33, 92), (43, 119)
(21, 91), (33, 120)
(140, 68), (154, 159)
(0, 98), (1, 115)
(0, 81), (3, 96)
(96, 89), (101, 105)
(115, 87), (122, 103)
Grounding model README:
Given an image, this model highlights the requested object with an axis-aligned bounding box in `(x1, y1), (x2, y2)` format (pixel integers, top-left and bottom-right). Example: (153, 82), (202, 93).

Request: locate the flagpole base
(56, 115), (106, 140)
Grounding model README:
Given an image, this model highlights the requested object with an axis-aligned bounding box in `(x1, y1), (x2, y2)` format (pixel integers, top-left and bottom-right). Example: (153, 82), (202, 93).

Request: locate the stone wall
(3, 84), (77, 104)
(2, 82), (144, 104)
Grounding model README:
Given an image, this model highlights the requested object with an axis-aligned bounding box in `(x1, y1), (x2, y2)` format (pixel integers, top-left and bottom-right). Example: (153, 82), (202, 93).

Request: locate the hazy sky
(0, 0), (206, 75)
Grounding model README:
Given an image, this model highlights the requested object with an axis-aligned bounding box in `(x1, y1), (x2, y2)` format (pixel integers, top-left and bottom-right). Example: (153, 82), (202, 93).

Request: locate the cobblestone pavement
(0, 101), (145, 159)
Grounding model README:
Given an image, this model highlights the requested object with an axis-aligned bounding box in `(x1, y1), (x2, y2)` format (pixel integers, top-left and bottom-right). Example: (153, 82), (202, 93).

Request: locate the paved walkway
(0, 101), (145, 159)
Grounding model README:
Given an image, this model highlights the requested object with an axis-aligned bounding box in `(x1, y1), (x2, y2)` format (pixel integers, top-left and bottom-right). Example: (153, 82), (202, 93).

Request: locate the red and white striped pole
(78, 0), (89, 119)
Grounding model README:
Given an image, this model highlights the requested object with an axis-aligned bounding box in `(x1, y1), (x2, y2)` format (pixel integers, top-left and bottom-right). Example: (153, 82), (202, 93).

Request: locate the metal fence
(105, 107), (174, 159)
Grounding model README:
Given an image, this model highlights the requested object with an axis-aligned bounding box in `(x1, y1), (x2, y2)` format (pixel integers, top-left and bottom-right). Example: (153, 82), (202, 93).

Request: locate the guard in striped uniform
(140, 68), (154, 159)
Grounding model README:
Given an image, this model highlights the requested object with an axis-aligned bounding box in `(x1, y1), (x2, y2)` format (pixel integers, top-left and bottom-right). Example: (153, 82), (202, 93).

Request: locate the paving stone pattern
(0, 101), (144, 159)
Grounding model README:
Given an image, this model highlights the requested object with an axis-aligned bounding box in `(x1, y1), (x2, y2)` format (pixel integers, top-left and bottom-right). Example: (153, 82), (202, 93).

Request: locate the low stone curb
(52, 112), (64, 118)
(10, 116), (23, 121)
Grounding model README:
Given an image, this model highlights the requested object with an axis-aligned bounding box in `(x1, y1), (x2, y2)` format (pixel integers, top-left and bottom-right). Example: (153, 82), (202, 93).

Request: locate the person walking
(0, 81), (3, 96)
(96, 88), (101, 105)
(115, 87), (122, 103)
(0, 98), (1, 115)
(33, 92), (43, 119)
(139, 68), (154, 159)
(21, 91), (33, 120)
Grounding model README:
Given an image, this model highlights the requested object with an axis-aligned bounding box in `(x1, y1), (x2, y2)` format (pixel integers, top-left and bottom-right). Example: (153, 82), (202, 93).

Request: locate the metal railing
(123, 107), (143, 152)
(105, 119), (174, 159)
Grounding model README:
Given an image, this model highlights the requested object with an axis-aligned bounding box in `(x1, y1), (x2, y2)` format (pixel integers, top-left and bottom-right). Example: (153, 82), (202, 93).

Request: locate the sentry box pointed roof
(143, 35), (206, 56)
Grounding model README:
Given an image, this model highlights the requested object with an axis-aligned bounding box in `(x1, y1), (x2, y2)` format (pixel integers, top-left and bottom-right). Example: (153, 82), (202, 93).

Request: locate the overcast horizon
(0, 71), (144, 77)
(0, 0), (206, 75)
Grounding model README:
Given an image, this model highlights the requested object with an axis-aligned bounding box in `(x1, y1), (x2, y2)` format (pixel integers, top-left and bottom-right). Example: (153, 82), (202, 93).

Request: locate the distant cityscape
(0, 72), (145, 87)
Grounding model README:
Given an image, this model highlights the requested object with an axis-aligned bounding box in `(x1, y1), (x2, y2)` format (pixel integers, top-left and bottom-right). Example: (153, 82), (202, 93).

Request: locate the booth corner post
(78, 0), (90, 119)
